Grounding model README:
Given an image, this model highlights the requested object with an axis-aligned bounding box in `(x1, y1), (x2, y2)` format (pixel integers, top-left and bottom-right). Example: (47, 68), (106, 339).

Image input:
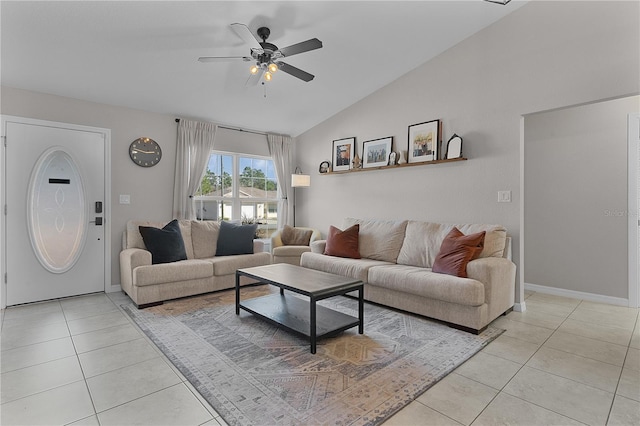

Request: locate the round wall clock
(129, 137), (162, 167)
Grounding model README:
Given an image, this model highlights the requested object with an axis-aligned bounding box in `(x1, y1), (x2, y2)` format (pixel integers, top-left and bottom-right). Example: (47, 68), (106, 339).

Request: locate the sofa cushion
(216, 221), (256, 256)
(191, 220), (220, 258)
(281, 225), (313, 246)
(397, 221), (507, 268)
(208, 252), (272, 276)
(367, 264), (485, 306)
(343, 218), (407, 262)
(300, 252), (391, 284)
(134, 259), (213, 286)
(272, 245), (311, 257)
(325, 224), (361, 258)
(139, 220), (188, 265)
(432, 228), (485, 278)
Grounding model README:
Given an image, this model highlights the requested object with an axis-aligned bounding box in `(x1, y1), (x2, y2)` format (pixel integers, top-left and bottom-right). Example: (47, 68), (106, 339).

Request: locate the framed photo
(363, 136), (393, 168)
(318, 160), (331, 173)
(408, 119), (440, 163)
(332, 137), (355, 172)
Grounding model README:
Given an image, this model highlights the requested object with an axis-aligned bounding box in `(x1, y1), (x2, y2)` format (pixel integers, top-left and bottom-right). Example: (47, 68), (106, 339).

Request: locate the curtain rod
(175, 118), (266, 136)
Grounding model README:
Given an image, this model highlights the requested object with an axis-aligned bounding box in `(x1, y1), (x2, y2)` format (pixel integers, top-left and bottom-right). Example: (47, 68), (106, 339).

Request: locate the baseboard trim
(107, 284), (122, 293)
(524, 282), (630, 307)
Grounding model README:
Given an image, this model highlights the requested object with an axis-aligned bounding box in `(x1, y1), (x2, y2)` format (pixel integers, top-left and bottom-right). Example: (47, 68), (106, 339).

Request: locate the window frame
(194, 151), (279, 238)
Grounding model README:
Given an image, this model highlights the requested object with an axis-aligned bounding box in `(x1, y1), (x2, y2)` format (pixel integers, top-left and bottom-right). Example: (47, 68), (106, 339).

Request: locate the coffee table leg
(358, 286), (364, 334)
(235, 272), (240, 315)
(310, 297), (317, 354)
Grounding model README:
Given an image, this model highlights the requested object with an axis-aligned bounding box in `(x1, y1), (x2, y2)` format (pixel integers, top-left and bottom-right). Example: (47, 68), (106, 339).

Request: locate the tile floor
(0, 290), (638, 425)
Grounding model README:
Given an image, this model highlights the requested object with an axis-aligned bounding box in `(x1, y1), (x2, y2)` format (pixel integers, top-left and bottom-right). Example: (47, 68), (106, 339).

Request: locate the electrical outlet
(497, 191), (511, 203)
(119, 194), (131, 205)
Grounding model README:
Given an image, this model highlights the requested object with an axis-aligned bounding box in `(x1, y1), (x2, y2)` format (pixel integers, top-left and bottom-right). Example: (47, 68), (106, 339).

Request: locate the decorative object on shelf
(363, 136), (393, 168)
(397, 150), (407, 164)
(388, 151), (397, 166)
(318, 161), (330, 174)
(352, 153), (362, 169)
(291, 167), (310, 227)
(129, 137), (162, 167)
(408, 120), (440, 163)
(446, 134), (463, 159)
(332, 137), (355, 172)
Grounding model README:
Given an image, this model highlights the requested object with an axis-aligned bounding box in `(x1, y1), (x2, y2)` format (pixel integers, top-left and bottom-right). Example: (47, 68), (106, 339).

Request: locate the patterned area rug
(123, 286), (502, 426)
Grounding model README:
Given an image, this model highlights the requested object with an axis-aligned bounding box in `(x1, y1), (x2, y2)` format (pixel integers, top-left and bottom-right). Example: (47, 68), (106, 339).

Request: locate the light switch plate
(119, 194), (130, 205)
(498, 191), (511, 203)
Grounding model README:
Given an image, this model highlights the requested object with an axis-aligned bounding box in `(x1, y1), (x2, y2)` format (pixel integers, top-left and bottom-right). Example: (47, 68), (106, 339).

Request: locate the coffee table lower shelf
(239, 293), (360, 349)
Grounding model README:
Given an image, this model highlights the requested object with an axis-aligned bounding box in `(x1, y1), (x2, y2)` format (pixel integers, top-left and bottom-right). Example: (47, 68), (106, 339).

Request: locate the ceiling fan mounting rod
(257, 27), (270, 42)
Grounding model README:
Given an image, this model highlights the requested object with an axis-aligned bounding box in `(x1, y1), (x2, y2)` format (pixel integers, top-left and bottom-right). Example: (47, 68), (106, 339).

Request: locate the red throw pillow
(324, 224), (361, 259)
(432, 227), (486, 278)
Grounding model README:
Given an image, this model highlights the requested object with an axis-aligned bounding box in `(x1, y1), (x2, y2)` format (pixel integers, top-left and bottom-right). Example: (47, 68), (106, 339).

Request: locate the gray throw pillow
(216, 221), (257, 256)
(139, 219), (188, 264)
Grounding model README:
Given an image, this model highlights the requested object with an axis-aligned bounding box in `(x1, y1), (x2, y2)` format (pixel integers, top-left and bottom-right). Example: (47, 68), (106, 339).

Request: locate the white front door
(631, 113), (640, 308)
(3, 117), (108, 306)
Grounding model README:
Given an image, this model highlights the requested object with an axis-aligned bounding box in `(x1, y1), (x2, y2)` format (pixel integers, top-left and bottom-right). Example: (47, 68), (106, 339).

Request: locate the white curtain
(267, 133), (293, 227)
(172, 119), (217, 220)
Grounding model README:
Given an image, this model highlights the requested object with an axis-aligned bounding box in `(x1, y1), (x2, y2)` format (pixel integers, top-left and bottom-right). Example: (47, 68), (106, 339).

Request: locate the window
(194, 152), (279, 239)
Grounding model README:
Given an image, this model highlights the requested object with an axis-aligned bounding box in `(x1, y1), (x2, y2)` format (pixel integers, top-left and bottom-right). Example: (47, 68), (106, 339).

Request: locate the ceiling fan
(198, 23), (323, 85)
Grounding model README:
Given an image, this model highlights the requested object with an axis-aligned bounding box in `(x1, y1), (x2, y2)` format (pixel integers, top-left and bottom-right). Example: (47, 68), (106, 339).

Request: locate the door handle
(89, 217), (103, 226)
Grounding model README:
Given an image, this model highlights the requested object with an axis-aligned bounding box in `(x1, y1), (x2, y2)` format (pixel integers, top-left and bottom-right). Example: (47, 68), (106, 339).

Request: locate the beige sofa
(300, 218), (516, 333)
(120, 220), (272, 308)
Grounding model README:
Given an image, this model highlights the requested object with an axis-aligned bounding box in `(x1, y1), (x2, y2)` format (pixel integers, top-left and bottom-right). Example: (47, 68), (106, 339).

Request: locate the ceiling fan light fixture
(268, 63), (278, 73)
(264, 71), (273, 81)
(250, 64), (260, 74)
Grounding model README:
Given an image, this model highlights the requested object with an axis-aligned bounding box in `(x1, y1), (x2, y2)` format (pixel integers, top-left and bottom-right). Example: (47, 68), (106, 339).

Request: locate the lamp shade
(291, 173), (310, 188)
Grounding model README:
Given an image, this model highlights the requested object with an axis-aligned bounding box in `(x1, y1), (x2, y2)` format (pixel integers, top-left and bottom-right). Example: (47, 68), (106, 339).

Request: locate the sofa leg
(136, 301), (163, 309)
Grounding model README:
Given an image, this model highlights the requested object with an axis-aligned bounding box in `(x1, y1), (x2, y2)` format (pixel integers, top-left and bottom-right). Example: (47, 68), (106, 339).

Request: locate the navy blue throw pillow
(216, 221), (257, 256)
(139, 219), (188, 264)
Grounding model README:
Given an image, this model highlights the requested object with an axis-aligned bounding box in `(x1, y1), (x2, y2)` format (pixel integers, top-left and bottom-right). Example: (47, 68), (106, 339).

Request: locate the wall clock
(129, 137), (162, 167)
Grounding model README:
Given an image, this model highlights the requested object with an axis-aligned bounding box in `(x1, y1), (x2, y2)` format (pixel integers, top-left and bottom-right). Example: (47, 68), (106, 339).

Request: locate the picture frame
(332, 137), (355, 172)
(408, 119), (440, 163)
(318, 160), (331, 173)
(445, 134), (463, 159)
(363, 136), (393, 168)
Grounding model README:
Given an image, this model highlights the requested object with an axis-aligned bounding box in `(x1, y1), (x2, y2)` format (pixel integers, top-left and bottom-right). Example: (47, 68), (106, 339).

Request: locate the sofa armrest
(119, 248), (152, 292)
(253, 239), (265, 253)
(270, 230), (284, 250)
(466, 257), (516, 319)
(310, 240), (326, 254)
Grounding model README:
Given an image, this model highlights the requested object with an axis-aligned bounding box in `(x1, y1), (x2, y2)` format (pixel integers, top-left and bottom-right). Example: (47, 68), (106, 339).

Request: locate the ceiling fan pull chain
(263, 81), (267, 98)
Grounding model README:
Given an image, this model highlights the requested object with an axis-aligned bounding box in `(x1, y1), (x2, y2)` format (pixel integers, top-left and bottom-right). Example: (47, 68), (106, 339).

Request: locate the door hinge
(1, 135), (6, 147)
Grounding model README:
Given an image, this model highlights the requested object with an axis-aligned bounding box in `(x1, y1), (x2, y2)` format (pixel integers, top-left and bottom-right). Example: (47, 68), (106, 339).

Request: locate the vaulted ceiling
(1, 1), (525, 136)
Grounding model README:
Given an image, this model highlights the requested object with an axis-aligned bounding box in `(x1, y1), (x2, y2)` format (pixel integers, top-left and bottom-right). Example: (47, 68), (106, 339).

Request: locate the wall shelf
(322, 157), (467, 175)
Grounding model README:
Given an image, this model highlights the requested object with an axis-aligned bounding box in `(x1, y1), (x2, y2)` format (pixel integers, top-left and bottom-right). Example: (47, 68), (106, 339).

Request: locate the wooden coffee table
(235, 263), (364, 354)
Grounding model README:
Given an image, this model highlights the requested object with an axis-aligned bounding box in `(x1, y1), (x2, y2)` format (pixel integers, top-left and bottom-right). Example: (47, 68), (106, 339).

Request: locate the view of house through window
(194, 152), (279, 239)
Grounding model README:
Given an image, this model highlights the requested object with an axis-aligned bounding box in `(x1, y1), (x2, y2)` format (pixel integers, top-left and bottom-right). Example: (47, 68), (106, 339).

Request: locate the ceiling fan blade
(198, 56), (252, 63)
(276, 62), (315, 82)
(245, 68), (264, 87)
(230, 23), (262, 50)
(279, 38), (323, 57)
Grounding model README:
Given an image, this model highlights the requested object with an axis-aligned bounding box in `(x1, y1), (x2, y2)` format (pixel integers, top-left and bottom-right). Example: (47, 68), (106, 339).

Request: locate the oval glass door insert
(27, 147), (87, 273)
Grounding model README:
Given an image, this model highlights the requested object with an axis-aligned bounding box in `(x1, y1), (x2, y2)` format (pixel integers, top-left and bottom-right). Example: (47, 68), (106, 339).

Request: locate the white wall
(524, 95), (639, 300)
(0, 86), (269, 287)
(293, 1), (640, 304)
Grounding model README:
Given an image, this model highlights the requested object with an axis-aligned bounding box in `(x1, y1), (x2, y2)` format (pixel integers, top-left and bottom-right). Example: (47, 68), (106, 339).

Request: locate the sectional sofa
(300, 218), (516, 333)
(120, 220), (271, 308)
